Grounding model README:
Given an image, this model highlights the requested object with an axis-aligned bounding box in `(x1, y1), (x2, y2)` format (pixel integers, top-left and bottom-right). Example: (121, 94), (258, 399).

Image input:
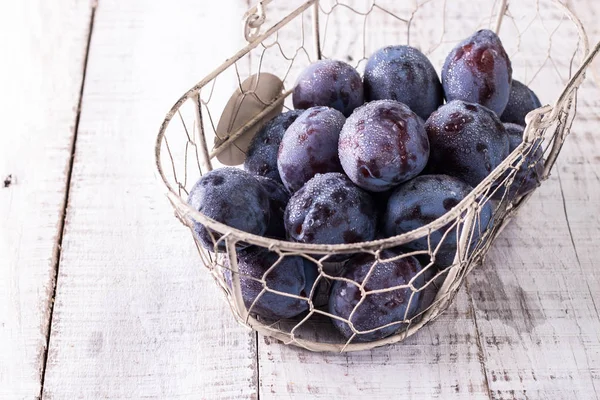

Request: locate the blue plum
(255, 176), (290, 239)
(223, 247), (318, 320)
(187, 168), (270, 251)
(383, 174), (493, 267)
(244, 110), (304, 183)
(492, 123), (544, 200)
(425, 100), (509, 188)
(278, 106), (345, 193)
(414, 267), (448, 317)
(372, 189), (393, 228)
(442, 29), (512, 115)
(284, 173), (377, 246)
(339, 100), (430, 192)
(328, 250), (423, 342)
(500, 80), (542, 126)
(293, 60), (363, 117)
(364, 45), (444, 120)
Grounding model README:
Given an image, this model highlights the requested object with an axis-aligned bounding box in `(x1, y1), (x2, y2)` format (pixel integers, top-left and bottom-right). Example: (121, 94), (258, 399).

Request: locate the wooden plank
(566, 0), (600, 87)
(0, 1), (92, 399)
(37, 1), (600, 399)
(257, 1), (600, 399)
(467, 174), (600, 399)
(256, 1), (492, 398)
(41, 1), (259, 399)
(259, 288), (492, 399)
(465, 0), (600, 398)
(555, 82), (600, 395)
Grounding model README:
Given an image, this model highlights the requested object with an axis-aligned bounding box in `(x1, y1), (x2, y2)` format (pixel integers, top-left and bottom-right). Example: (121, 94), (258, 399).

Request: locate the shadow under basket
(155, 0), (600, 352)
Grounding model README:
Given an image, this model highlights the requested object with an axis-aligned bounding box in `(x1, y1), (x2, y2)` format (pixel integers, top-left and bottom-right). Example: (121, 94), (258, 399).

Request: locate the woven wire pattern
(155, 0), (592, 352)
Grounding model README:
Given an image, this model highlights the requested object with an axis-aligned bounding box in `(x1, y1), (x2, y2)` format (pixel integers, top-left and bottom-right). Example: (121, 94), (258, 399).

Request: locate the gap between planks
(251, 2), (492, 398)
(40, 1), (259, 397)
(247, 1), (262, 397)
(556, 167), (600, 399)
(38, 4), (98, 399)
(465, 279), (494, 400)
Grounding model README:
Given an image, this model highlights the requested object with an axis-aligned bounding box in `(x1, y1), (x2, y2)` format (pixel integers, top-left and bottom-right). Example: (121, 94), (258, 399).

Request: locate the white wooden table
(1, 1), (599, 399)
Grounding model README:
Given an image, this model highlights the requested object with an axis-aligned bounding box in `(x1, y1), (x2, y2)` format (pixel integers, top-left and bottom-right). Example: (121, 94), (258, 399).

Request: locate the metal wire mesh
(155, 0), (599, 352)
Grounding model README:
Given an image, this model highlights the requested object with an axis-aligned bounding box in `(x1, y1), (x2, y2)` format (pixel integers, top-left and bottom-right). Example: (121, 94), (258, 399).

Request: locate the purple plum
(223, 247), (318, 320)
(364, 45), (444, 120)
(500, 80), (542, 126)
(244, 110), (304, 183)
(187, 168), (270, 251)
(278, 106), (345, 193)
(284, 173), (377, 246)
(293, 59), (364, 117)
(328, 250), (424, 342)
(492, 122), (544, 200)
(442, 29), (512, 115)
(425, 100), (509, 188)
(339, 100), (430, 192)
(383, 174), (493, 267)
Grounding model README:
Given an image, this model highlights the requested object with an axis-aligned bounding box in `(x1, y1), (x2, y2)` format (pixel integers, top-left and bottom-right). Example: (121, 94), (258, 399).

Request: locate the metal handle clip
(244, 0), (268, 42)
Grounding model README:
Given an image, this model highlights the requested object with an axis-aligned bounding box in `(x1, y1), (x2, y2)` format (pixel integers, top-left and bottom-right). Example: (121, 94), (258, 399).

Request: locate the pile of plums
(187, 29), (544, 343)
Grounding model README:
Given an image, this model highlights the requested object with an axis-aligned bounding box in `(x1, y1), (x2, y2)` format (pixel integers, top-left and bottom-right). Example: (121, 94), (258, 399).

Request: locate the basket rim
(154, 0), (595, 254)
(161, 112), (551, 254)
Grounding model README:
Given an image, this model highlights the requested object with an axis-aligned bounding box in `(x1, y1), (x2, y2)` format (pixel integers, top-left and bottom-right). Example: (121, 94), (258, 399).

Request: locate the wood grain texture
(255, 1), (494, 399)
(256, 1), (600, 399)
(464, 1), (600, 398)
(30, 0), (600, 399)
(41, 1), (259, 399)
(0, 1), (92, 398)
(467, 171), (600, 400)
(567, 0), (600, 88)
(569, 0), (600, 41)
(259, 288), (492, 399)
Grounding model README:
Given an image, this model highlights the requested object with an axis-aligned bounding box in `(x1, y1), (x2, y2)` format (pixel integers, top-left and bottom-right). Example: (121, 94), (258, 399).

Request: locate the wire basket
(155, 0), (600, 352)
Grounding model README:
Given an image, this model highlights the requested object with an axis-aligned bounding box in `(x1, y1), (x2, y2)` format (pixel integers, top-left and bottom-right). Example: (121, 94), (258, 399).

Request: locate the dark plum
(501, 80), (542, 126)
(414, 267), (448, 317)
(383, 175), (493, 267)
(255, 176), (290, 239)
(187, 168), (270, 251)
(364, 45), (444, 120)
(328, 250), (423, 342)
(293, 60), (363, 117)
(504, 122), (533, 150)
(372, 189), (393, 227)
(244, 110), (304, 183)
(278, 106), (345, 193)
(284, 173), (377, 246)
(492, 123), (544, 200)
(442, 29), (512, 115)
(425, 100), (509, 188)
(339, 100), (430, 192)
(223, 247), (318, 320)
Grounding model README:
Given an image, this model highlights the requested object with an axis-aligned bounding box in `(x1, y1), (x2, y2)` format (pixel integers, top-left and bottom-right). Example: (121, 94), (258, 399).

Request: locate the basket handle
(531, 0), (600, 127)
(493, 0), (508, 34)
(553, 40), (600, 113)
(523, 39), (600, 132)
(244, 0), (270, 41)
